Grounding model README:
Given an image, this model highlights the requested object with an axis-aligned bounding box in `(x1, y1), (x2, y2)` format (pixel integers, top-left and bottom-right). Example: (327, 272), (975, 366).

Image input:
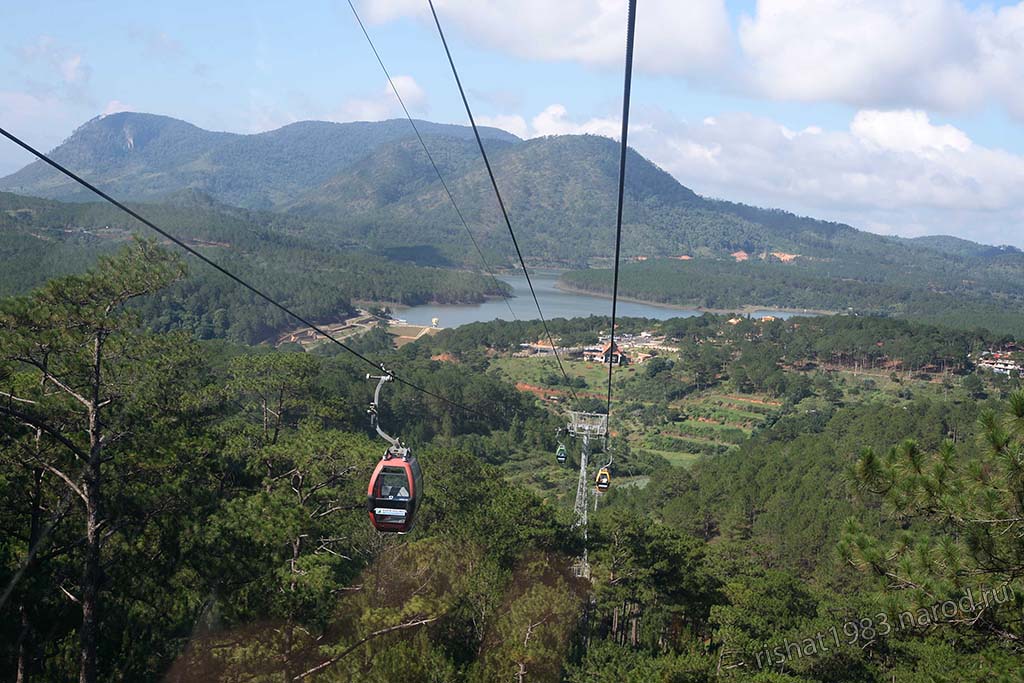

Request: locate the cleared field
(638, 390), (779, 466)
(669, 420), (748, 443)
(686, 403), (766, 425)
(642, 448), (703, 468)
(388, 324), (441, 347)
(493, 356), (780, 469)
(491, 356), (632, 392)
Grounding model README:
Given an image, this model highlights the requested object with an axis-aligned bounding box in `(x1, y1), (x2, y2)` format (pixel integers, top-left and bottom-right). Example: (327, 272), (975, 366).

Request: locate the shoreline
(352, 295), (500, 312)
(552, 281), (835, 316)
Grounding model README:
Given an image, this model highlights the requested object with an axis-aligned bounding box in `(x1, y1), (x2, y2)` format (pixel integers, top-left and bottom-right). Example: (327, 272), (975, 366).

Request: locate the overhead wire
(426, 0), (580, 404)
(605, 0), (638, 448)
(344, 0), (518, 323)
(0, 126), (487, 419)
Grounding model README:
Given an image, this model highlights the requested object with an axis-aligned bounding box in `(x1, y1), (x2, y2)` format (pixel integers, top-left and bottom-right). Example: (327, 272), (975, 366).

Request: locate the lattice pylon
(567, 412), (605, 580)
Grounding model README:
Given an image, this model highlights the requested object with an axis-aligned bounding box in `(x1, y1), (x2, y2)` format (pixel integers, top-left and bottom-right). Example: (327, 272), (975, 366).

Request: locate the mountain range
(3, 112), (1024, 334)
(0, 113), (517, 210)
(7, 111), (1013, 263)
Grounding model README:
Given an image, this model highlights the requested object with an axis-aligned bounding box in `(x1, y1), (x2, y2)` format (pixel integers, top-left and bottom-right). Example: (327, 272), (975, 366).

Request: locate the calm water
(398, 272), (802, 328)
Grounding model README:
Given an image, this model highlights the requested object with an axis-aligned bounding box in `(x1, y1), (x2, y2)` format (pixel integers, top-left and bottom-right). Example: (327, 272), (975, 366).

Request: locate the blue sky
(4, 1), (1024, 246)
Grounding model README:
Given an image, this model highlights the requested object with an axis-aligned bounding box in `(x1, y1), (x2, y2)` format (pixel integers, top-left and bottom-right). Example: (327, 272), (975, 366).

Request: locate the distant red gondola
(367, 451), (423, 533)
(366, 373), (424, 533)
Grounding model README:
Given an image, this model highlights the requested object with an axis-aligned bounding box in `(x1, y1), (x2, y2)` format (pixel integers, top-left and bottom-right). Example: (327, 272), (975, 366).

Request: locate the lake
(397, 272), (805, 328)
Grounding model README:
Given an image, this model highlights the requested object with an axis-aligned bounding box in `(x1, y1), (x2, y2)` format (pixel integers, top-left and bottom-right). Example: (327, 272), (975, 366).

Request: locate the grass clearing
(642, 448), (703, 468)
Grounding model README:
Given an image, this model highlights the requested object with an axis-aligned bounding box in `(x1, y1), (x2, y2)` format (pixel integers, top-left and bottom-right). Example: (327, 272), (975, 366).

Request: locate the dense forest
(6, 113), (1024, 336)
(561, 257), (1024, 337)
(2, 243), (1022, 681)
(0, 191), (509, 344)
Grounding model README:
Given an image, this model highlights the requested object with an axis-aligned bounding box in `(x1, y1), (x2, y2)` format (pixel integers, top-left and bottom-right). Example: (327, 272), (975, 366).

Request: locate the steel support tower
(566, 411), (607, 578)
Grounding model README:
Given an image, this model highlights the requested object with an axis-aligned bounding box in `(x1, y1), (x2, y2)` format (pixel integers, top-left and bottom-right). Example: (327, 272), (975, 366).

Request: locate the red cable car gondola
(367, 451), (423, 533)
(366, 372), (424, 533)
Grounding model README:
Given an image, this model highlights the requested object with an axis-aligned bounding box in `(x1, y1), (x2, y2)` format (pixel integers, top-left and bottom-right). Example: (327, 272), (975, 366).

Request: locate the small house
(584, 340), (628, 365)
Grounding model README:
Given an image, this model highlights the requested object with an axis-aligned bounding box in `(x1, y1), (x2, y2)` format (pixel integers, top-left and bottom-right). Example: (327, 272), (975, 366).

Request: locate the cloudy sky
(3, 0), (1024, 246)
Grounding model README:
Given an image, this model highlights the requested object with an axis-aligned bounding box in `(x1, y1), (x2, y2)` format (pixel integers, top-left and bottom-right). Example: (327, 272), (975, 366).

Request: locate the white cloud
(530, 104), (620, 137)
(361, 0), (733, 76)
(18, 36), (91, 88)
(622, 107), (1024, 246)
(478, 103), (647, 140)
(475, 113), (529, 138)
(388, 75), (427, 108)
(338, 75), (427, 121)
(101, 100), (134, 116)
(738, 0), (1024, 117)
(366, 0), (1024, 119)
(850, 110), (971, 154)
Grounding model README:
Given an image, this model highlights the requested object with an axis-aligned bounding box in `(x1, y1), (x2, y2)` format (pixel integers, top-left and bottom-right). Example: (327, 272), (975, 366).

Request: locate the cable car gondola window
(378, 467), (410, 499)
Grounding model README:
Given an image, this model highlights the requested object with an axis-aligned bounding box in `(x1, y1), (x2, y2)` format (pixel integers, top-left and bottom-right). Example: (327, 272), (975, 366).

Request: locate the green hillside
(0, 112), (517, 209)
(4, 209), (1024, 682)
(7, 112), (1013, 268)
(5, 113), (1024, 332)
(0, 190), (509, 343)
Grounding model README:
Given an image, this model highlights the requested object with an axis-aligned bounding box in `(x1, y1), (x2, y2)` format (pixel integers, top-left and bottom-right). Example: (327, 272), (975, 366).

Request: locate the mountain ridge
(0, 112), (519, 209)
(2, 112), (1021, 275)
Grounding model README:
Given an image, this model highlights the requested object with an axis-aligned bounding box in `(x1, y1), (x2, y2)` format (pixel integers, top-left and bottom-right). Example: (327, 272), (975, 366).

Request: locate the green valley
(6, 113), (1024, 335)
(3, 113), (1024, 682)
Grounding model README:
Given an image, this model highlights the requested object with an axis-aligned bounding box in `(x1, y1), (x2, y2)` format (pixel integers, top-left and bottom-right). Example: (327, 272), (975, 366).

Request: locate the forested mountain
(5, 112), (1024, 334)
(5, 112), (1020, 267)
(286, 133), (710, 260)
(0, 112), (517, 209)
(0, 191), (509, 343)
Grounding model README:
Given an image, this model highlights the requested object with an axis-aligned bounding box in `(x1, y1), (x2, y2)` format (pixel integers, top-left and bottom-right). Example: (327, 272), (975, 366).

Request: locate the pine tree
(0, 241), (184, 683)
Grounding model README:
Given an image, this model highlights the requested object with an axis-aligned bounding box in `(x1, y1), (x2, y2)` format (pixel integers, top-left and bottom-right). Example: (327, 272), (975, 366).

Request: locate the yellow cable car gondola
(556, 443), (567, 464)
(595, 467), (610, 491)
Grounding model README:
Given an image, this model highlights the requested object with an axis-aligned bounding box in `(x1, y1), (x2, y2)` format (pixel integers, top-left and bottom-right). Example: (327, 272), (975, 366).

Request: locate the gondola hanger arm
(367, 372), (405, 455)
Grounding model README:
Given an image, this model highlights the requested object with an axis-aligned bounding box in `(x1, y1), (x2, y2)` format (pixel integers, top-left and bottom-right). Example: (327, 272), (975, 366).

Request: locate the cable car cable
(0, 126), (487, 419)
(344, 0), (518, 323)
(604, 0), (638, 447)
(427, 0), (579, 404)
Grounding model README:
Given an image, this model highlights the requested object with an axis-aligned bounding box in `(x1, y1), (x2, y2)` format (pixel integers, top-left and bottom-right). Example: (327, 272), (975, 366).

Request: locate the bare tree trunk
(272, 389), (283, 446)
(17, 602), (32, 683)
(80, 466), (101, 683)
(283, 535), (302, 682)
(79, 334), (103, 683)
